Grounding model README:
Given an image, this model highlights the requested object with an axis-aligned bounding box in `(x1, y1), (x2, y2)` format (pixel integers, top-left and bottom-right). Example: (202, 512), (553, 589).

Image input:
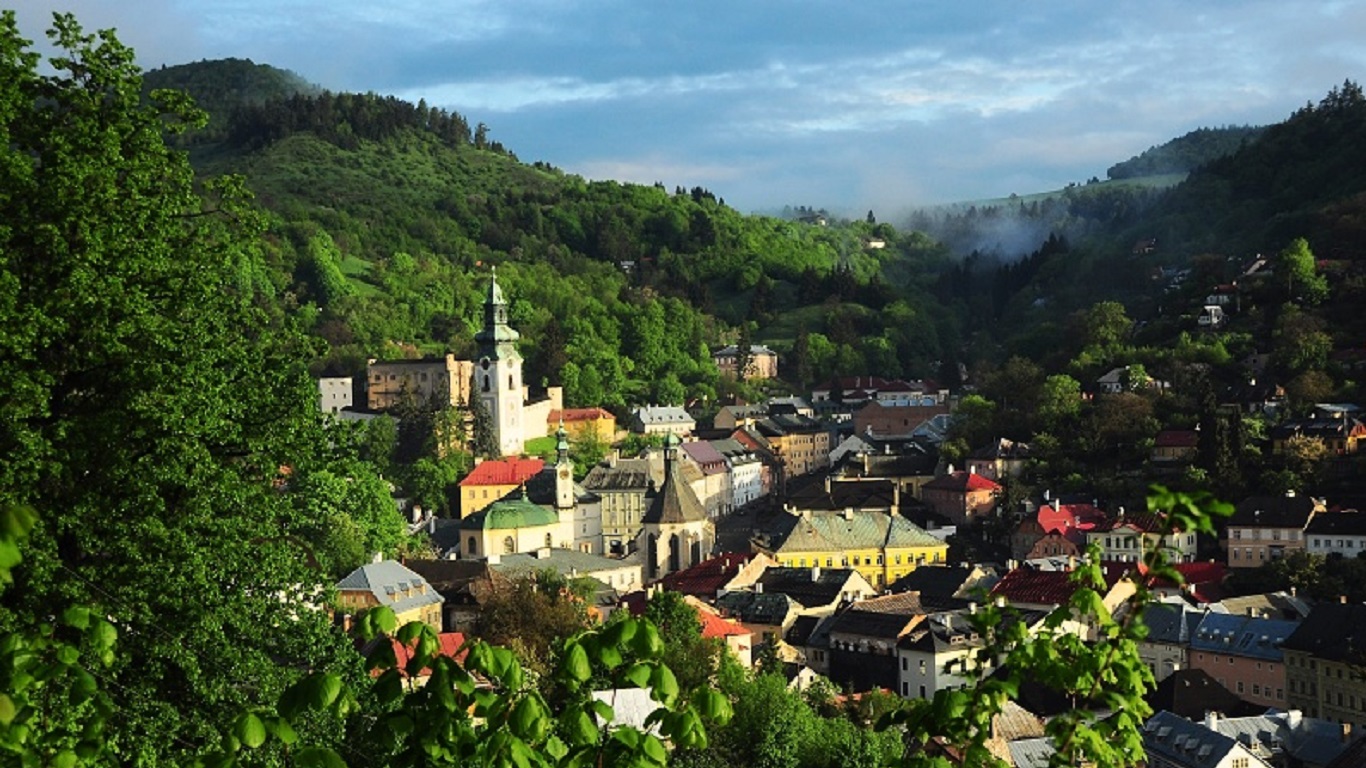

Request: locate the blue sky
(12, 1), (1366, 216)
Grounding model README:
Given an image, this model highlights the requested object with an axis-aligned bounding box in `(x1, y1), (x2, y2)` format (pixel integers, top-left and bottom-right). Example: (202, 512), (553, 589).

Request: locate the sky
(11, 1), (1366, 216)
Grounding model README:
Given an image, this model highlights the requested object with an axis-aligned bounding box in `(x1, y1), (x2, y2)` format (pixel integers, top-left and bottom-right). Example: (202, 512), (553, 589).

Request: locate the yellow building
(336, 560), (444, 631)
(549, 407), (616, 444)
(754, 508), (948, 589)
(457, 457), (545, 518)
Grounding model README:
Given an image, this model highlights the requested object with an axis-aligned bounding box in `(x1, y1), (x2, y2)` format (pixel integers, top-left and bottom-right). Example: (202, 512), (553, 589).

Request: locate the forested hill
(1105, 125), (1263, 180)
(166, 61), (957, 412)
(142, 58), (317, 145)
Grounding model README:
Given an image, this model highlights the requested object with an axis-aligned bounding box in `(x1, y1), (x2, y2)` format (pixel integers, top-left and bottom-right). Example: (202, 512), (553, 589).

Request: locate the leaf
(373, 606), (398, 635)
(0, 695), (15, 726)
(562, 643), (591, 683)
(622, 662), (652, 688)
(650, 664), (679, 704)
(294, 747), (348, 768)
(264, 716), (297, 746)
(234, 713), (267, 749)
(61, 606), (91, 629)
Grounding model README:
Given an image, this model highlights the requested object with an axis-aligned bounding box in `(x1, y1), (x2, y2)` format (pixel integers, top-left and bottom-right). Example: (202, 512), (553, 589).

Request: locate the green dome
(479, 494), (559, 530)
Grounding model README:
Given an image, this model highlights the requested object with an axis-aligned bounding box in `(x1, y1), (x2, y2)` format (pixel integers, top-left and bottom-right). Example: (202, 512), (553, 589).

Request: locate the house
(1282, 601), (1366, 727)
(920, 471), (1001, 526)
(896, 608), (1045, 702)
(755, 506), (949, 589)
(485, 547), (644, 595)
(750, 565), (878, 613)
(712, 344), (779, 380)
(1087, 510), (1198, 563)
(366, 353), (474, 412)
(965, 437), (1031, 481)
(989, 562), (1135, 641)
(657, 552), (774, 601)
(887, 564), (999, 604)
(743, 413), (831, 482)
(852, 401), (952, 438)
(829, 448), (939, 501)
(370, 631), (469, 686)
(403, 558), (506, 633)
(1145, 669), (1263, 721)
(1153, 430), (1200, 463)
(583, 456), (652, 556)
(336, 560), (444, 631)
(1205, 710), (1358, 768)
(1271, 414), (1366, 456)
(1138, 601), (1208, 681)
(1306, 511), (1366, 558)
(812, 377), (946, 407)
(679, 440), (729, 517)
(823, 592), (930, 692)
(318, 376), (353, 414)
(713, 404), (769, 431)
(1142, 710), (1273, 768)
(711, 438), (767, 510)
(458, 457), (546, 518)
(630, 405), (695, 437)
(691, 597), (754, 667)
(715, 590), (804, 646)
(1226, 491), (1324, 568)
(1188, 612), (1300, 709)
(548, 407), (616, 444)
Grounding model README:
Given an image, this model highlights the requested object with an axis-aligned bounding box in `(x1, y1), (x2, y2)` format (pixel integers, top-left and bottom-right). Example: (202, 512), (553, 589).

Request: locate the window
(545, 533), (553, 548)
(503, 536), (515, 554)
(1237, 681), (1244, 693)
(467, 536), (477, 554)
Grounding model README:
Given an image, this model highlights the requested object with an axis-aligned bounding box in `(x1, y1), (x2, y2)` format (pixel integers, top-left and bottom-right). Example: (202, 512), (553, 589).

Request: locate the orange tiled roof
(459, 458), (545, 487)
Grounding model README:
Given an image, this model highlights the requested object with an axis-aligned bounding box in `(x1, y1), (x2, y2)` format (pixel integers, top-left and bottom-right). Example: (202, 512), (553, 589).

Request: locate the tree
(645, 590), (722, 695)
(1276, 237), (1328, 305)
(0, 13), (359, 763)
(733, 323), (755, 383)
(471, 394), (500, 459)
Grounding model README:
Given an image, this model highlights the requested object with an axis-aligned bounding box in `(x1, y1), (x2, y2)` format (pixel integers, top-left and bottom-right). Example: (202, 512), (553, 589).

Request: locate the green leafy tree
(1276, 237), (1328, 305)
(471, 395), (500, 459)
(645, 590), (722, 695)
(0, 13), (360, 763)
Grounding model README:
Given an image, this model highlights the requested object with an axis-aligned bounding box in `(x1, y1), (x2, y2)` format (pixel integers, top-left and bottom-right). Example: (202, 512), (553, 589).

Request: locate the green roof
(771, 510), (943, 553)
(464, 491), (559, 530)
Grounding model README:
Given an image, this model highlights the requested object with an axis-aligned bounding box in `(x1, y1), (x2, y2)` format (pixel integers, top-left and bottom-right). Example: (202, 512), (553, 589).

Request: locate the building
(458, 488), (574, 559)
(965, 438), (1032, 481)
(366, 354), (474, 412)
(897, 608), (1045, 701)
(712, 344), (779, 380)
(473, 269), (528, 457)
(822, 592), (929, 692)
(1226, 491), (1324, 568)
(630, 405), (696, 437)
(1306, 511), (1366, 558)
(336, 560), (444, 630)
(755, 507), (949, 589)
(1283, 601), (1366, 726)
(484, 548), (644, 594)
(1188, 612), (1299, 709)
(318, 376), (353, 414)
(680, 440), (730, 518)
(1152, 430), (1200, 463)
(457, 457), (546, 517)
(637, 434), (715, 579)
(712, 438), (766, 510)
(548, 407), (616, 445)
(920, 471), (1001, 526)
(1270, 413), (1366, 456)
(583, 457), (653, 556)
(1088, 510), (1198, 563)
(852, 401), (953, 438)
(1141, 710), (1272, 768)
(1138, 602), (1206, 683)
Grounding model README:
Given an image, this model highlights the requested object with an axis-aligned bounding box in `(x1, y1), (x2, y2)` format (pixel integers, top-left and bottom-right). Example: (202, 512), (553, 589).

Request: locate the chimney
(1342, 595), (1350, 605)
(487, 553), (501, 565)
(1286, 489), (1296, 497)
(842, 507), (855, 521)
(1343, 723), (1353, 744)
(1051, 498), (1060, 511)
(1287, 709), (1302, 729)
(1205, 711), (1219, 731)
(536, 547), (551, 560)
(372, 551), (384, 564)
(969, 601), (977, 614)
(756, 582), (764, 594)
(1291, 586), (1297, 597)
(811, 566), (821, 582)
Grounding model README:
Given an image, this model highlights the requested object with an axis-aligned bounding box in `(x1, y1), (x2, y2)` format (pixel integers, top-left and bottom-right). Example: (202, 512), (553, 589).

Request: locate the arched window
(545, 533), (553, 548)
(482, 375), (490, 393)
(467, 536), (477, 555)
(508, 374), (514, 390)
(503, 536), (515, 554)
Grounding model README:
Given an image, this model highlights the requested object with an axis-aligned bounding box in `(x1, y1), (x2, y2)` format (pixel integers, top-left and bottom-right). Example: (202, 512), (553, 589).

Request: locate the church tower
(474, 268), (525, 457)
(554, 423), (575, 512)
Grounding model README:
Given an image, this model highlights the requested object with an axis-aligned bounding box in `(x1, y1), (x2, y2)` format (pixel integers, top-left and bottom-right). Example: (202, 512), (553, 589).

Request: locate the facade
(1306, 511), (1366, 558)
(637, 434), (715, 579)
(746, 414), (832, 482)
(1138, 602), (1204, 683)
(630, 405), (695, 436)
(823, 593), (928, 692)
(458, 489), (573, 559)
(583, 457), (652, 556)
(1152, 430), (1200, 463)
(336, 560), (444, 630)
(1088, 511), (1198, 563)
(853, 401), (952, 438)
(486, 548), (643, 593)
(473, 269), (527, 457)
(756, 507), (949, 589)
(458, 457), (546, 518)
(713, 438), (765, 511)
(318, 376), (353, 414)
(1188, 612), (1299, 709)
(1270, 414), (1366, 456)
(680, 440), (729, 518)
(712, 344), (779, 380)
(548, 407), (616, 444)
(1226, 491), (1324, 568)
(965, 438), (1031, 481)
(1283, 602), (1366, 727)
(366, 354), (474, 412)
(920, 471), (1001, 526)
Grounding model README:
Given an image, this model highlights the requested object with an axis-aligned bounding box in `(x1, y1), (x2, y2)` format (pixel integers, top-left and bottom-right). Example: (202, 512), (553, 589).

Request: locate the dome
(475, 492), (559, 530)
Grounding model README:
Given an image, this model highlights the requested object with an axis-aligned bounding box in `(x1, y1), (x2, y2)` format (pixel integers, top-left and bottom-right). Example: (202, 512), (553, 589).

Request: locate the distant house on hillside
(713, 344), (778, 380)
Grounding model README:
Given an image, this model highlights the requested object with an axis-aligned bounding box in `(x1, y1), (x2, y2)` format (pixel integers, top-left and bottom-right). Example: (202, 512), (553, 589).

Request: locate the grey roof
(1213, 711), (1353, 767)
(632, 406), (694, 425)
(1281, 602), (1366, 664)
(1142, 711), (1256, 768)
(1142, 603), (1206, 644)
(716, 590), (800, 625)
(642, 442), (708, 525)
(1008, 738), (1056, 768)
(490, 549), (641, 580)
(766, 508), (944, 554)
(1307, 510), (1366, 537)
(1145, 669), (1261, 721)
(582, 459), (652, 492)
(1189, 613), (1299, 661)
(1217, 591), (1313, 621)
(337, 561), (444, 614)
(753, 566), (869, 609)
(888, 565), (996, 602)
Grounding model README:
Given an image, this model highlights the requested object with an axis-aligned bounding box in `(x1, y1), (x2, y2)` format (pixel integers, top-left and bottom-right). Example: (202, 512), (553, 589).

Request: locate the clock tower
(474, 268), (525, 457)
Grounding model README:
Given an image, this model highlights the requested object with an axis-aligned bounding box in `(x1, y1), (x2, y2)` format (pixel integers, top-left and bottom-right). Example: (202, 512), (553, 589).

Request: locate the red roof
(549, 408), (613, 424)
(923, 470), (1001, 493)
(699, 610), (751, 639)
(1036, 502), (1106, 536)
(383, 632), (468, 678)
(990, 564), (1129, 606)
(1154, 430), (1199, 448)
(459, 458), (545, 487)
(659, 553), (755, 597)
(1143, 561), (1228, 603)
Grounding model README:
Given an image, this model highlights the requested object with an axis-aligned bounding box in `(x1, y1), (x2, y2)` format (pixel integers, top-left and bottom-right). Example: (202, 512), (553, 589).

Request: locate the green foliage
(1106, 126), (1262, 180)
